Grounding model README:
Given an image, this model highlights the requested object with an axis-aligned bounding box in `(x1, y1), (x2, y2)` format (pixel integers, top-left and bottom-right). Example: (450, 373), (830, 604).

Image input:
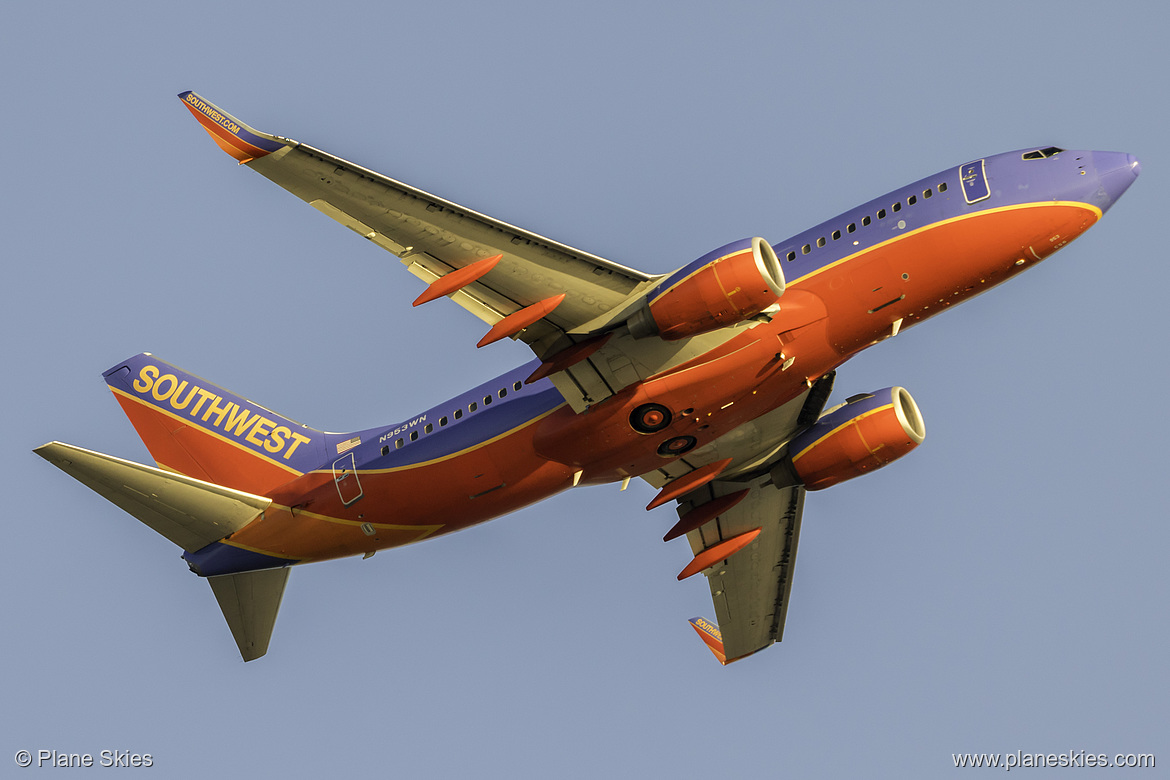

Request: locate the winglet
(689, 617), (728, 665)
(178, 91), (289, 164)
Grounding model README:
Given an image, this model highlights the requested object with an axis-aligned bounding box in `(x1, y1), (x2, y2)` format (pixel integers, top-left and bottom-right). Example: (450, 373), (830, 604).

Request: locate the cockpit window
(1022, 147), (1065, 160)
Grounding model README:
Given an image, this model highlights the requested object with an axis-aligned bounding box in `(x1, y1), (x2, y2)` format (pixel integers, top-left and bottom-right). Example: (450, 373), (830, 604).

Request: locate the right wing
(178, 91), (658, 365)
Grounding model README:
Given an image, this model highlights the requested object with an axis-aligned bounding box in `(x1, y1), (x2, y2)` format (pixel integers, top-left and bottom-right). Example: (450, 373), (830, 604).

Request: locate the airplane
(35, 91), (1140, 663)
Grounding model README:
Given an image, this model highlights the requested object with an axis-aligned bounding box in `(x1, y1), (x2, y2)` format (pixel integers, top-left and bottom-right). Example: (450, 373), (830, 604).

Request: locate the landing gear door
(332, 452), (363, 506)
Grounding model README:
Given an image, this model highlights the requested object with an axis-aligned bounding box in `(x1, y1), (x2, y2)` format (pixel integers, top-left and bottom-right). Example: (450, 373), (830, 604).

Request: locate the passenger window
(513, 381), (522, 391)
(907, 195), (917, 205)
(862, 216), (871, 226)
(469, 402), (477, 412)
(439, 416), (448, 426)
(801, 244), (811, 254)
(454, 409), (463, 420)
(483, 395), (492, 406)
(786, 251), (796, 261)
(816, 237), (825, 248)
(877, 209), (886, 219)
(424, 423), (433, 434)
(395, 439), (404, 449)
(831, 230), (841, 240)
(892, 202), (901, 212)
(924, 188), (932, 198)
(939, 182), (948, 192)
(409, 431), (418, 442)
(381, 446), (389, 456)
(499, 388), (507, 398)
(847, 223), (856, 233)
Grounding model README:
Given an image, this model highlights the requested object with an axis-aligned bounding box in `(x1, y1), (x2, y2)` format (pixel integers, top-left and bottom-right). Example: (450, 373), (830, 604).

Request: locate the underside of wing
(178, 92), (656, 364)
(678, 477), (806, 662)
(646, 373), (835, 663)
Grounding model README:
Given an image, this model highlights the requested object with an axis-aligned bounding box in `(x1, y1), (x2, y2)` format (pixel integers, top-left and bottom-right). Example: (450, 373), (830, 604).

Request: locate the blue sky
(4, 1), (1166, 777)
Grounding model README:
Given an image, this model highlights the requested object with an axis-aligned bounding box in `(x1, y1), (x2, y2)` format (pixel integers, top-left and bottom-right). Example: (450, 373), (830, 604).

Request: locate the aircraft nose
(1094, 151), (1141, 210)
(1128, 153), (1141, 178)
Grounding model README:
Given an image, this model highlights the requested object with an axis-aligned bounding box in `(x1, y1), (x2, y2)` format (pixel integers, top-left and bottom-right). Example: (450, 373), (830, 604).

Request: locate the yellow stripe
(791, 403), (893, 463)
(271, 501), (444, 536)
(648, 247), (752, 306)
(219, 503), (445, 559)
(216, 539), (301, 560)
(785, 200), (1102, 287)
(110, 386), (304, 475)
(354, 404), (566, 474)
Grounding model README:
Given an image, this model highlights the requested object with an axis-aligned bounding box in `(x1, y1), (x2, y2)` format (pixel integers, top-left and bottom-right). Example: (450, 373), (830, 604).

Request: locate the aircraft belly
(223, 430), (577, 564)
(533, 324), (840, 482)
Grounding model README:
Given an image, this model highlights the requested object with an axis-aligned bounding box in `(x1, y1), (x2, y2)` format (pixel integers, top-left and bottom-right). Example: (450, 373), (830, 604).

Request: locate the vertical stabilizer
(208, 568), (290, 662)
(103, 353), (327, 496)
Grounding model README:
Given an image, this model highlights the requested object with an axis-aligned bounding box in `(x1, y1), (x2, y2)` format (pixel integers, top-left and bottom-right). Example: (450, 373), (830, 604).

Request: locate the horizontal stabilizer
(34, 442), (271, 552)
(208, 568), (290, 662)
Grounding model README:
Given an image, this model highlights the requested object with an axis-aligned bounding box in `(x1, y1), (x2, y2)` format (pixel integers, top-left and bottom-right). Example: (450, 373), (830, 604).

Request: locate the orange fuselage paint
(147, 194), (1106, 570)
(798, 203), (1099, 352)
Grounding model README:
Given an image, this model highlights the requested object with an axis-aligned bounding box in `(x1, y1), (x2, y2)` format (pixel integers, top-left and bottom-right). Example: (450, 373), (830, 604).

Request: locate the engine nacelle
(628, 237), (785, 340)
(781, 387), (925, 491)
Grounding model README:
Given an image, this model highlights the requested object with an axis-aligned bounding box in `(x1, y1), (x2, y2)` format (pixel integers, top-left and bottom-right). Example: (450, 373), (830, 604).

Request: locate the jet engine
(627, 237), (785, 340)
(775, 386), (925, 491)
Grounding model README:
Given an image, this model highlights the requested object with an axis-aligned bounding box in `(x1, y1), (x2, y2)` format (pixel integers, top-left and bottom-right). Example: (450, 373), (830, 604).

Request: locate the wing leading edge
(178, 91), (656, 361)
(179, 92), (798, 415)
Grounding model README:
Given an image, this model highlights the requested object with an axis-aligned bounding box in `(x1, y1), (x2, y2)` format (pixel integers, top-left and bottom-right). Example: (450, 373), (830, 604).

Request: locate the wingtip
(32, 440), (72, 461)
(689, 617), (728, 665)
(178, 91), (287, 163)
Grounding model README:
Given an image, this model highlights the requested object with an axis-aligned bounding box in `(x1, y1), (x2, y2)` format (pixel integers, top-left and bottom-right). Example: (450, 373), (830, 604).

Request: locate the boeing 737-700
(35, 92), (1140, 663)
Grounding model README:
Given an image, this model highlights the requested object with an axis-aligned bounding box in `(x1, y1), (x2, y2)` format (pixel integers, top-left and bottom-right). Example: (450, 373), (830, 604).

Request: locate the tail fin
(104, 353), (326, 496)
(35, 442), (289, 661)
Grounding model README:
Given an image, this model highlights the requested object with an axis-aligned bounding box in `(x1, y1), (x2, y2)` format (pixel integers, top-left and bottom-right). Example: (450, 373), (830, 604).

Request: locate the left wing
(650, 372), (835, 663)
(178, 92), (658, 364)
(676, 477), (805, 663)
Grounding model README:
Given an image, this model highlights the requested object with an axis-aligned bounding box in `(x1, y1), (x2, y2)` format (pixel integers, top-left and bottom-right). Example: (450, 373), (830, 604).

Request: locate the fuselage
(184, 148), (1139, 577)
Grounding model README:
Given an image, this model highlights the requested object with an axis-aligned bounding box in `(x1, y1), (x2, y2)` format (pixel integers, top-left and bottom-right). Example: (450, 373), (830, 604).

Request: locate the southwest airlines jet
(36, 92), (1140, 663)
